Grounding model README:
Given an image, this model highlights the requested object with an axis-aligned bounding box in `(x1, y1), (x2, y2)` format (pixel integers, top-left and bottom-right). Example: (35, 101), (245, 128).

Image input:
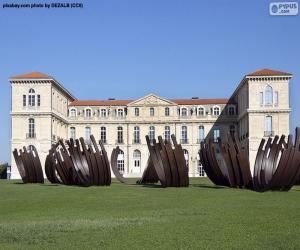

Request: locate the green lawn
(0, 178), (300, 250)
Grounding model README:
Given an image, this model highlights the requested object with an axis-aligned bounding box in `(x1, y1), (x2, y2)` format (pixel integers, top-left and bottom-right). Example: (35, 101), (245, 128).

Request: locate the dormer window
(134, 108), (139, 117)
(197, 107), (205, 116)
(85, 108), (92, 118)
(100, 109), (107, 117)
(70, 108), (77, 117)
(228, 106), (235, 116)
(213, 106), (220, 116)
(181, 108), (187, 117)
(118, 108), (124, 117)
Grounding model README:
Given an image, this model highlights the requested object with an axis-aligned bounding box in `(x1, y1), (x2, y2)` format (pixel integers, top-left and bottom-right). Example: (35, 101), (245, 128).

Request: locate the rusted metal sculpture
(13, 146), (44, 183)
(199, 128), (300, 192)
(136, 134), (189, 187)
(45, 135), (111, 186)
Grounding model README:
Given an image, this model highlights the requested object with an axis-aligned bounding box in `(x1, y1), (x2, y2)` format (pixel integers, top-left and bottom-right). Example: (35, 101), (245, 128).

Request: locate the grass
(0, 178), (300, 250)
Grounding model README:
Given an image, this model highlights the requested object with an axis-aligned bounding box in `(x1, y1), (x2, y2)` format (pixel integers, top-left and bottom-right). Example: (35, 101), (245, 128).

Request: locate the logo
(269, 2), (298, 15)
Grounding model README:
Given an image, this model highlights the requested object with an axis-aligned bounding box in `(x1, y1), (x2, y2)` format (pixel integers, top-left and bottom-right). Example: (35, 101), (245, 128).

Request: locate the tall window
(260, 92), (264, 106)
(265, 116), (273, 136)
(164, 126), (171, 141)
(28, 145), (36, 152)
(70, 127), (76, 139)
(183, 149), (189, 168)
(213, 106), (220, 116)
(150, 107), (155, 116)
(28, 118), (35, 138)
(37, 95), (41, 106)
(28, 89), (35, 107)
(274, 91), (279, 106)
(198, 107), (205, 116)
(133, 150), (141, 170)
(117, 126), (123, 143)
(149, 126), (155, 141)
(213, 127), (220, 142)
(85, 127), (91, 143)
(85, 108), (92, 118)
(181, 126), (188, 144)
(228, 106), (235, 115)
(134, 108), (139, 117)
(117, 149), (125, 173)
(23, 95), (26, 107)
(230, 125), (235, 136)
(181, 108), (188, 117)
(198, 126), (205, 143)
(118, 109), (124, 117)
(197, 154), (205, 177)
(133, 126), (140, 143)
(165, 107), (170, 116)
(265, 85), (273, 105)
(101, 127), (106, 143)
(100, 109), (107, 117)
(70, 108), (76, 117)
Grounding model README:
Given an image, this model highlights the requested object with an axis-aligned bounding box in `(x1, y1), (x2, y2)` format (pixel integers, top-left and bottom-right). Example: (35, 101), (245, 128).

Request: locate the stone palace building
(9, 69), (292, 179)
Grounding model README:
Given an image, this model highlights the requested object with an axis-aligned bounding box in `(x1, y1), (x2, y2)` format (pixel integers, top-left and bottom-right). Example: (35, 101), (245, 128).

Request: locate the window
(274, 91), (279, 106)
(164, 126), (171, 141)
(197, 154), (205, 177)
(117, 126), (123, 143)
(134, 108), (139, 117)
(70, 127), (76, 140)
(265, 116), (273, 136)
(198, 107), (205, 116)
(85, 127), (91, 143)
(37, 95), (41, 106)
(149, 126), (155, 141)
(28, 89), (35, 107)
(150, 107), (155, 116)
(85, 108), (92, 118)
(133, 150), (141, 169)
(133, 126), (140, 143)
(228, 106), (235, 116)
(230, 125), (235, 137)
(23, 95), (26, 107)
(28, 145), (36, 152)
(213, 106), (220, 116)
(28, 118), (35, 138)
(100, 109), (107, 117)
(265, 85), (273, 105)
(118, 109), (124, 117)
(117, 149), (125, 173)
(213, 127), (220, 142)
(165, 107), (170, 116)
(181, 126), (188, 144)
(70, 108), (76, 117)
(260, 92), (264, 106)
(100, 127), (106, 143)
(181, 108), (188, 117)
(183, 149), (189, 168)
(198, 126), (205, 143)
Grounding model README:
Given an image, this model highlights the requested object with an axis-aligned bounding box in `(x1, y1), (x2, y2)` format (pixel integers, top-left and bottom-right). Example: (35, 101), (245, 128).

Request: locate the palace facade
(9, 69), (292, 179)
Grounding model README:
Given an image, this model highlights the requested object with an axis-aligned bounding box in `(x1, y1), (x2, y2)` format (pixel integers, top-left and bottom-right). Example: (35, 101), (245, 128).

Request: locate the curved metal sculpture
(136, 134), (189, 187)
(45, 135), (111, 186)
(13, 146), (44, 183)
(199, 128), (300, 192)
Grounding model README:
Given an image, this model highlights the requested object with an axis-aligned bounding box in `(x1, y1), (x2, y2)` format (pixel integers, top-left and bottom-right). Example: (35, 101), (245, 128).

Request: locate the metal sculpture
(199, 128), (300, 192)
(136, 134), (189, 187)
(45, 135), (111, 186)
(13, 146), (44, 183)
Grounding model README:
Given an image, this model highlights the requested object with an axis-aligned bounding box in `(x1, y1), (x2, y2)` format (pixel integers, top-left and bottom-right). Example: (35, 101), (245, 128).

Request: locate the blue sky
(0, 0), (299, 163)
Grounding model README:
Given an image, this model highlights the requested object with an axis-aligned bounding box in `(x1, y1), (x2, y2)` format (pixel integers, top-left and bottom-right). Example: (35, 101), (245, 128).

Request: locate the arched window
(117, 149), (125, 173)
(85, 127), (91, 143)
(100, 127), (106, 143)
(198, 126), (205, 143)
(213, 106), (220, 116)
(133, 126), (140, 143)
(183, 149), (189, 168)
(117, 126), (123, 143)
(70, 108), (77, 117)
(265, 85), (273, 105)
(85, 108), (92, 118)
(181, 126), (188, 144)
(27, 145), (36, 151)
(134, 108), (139, 117)
(133, 150), (141, 171)
(28, 118), (35, 138)
(100, 109), (107, 117)
(149, 126), (155, 141)
(70, 127), (76, 139)
(181, 108), (188, 117)
(28, 89), (36, 107)
(230, 125), (235, 136)
(197, 107), (205, 116)
(265, 116), (273, 136)
(164, 126), (171, 141)
(150, 107), (155, 116)
(165, 107), (170, 116)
